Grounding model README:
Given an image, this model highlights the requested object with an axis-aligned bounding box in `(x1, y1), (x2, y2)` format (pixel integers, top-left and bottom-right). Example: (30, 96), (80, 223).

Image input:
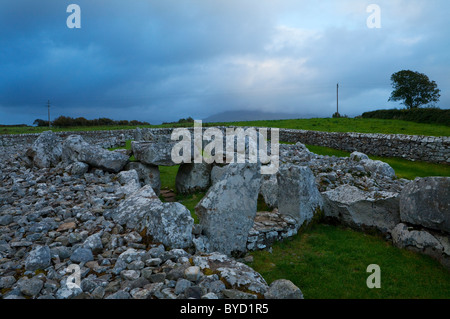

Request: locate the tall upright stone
(195, 163), (261, 256)
(277, 164), (324, 228)
(259, 173), (278, 209)
(175, 163), (212, 194)
(125, 162), (161, 196)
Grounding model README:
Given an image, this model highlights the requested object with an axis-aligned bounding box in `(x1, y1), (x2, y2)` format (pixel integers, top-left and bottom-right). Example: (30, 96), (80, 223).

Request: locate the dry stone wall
(279, 129), (450, 164)
(1, 126), (448, 164)
(0, 130), (135, 149)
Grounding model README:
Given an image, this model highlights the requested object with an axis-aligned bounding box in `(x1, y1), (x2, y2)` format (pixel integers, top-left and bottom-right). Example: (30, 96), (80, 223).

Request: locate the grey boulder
(112, 185), (194, 249)
(62, 135), (129, 173)
(192, 252), (269, 296)
(391, 223), (443, 252)
(277, 164), (323, 227)
(323, 185), (400, 234)
(18, 277), (44, 297)
(361, 159), (396, 178)
(175, 163), (212, 194)
(399, 177), (450, 234)
(264, 279), (304, 299)
(259, 173), (278, 209)
(70, 247), (94, 263)
(350, 151), (369, 162)
(25, 245), (52, 271)
(132, 136), (178, 166)
(116, 169), (141, 197)
(195, 163), (261, 256)
(26, 131), (62, 168)
(125, 162), (161, 196)
(66, 161), (89, 176)
(391, 223), (450, 268)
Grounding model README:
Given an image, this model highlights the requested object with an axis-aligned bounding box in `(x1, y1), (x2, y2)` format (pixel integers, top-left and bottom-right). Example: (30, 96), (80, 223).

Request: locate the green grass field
(2, 117), (450, 136)
(249, 223), (450, 299)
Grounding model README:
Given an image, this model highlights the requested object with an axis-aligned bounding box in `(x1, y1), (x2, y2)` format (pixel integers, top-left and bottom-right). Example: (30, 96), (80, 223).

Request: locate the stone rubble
(0, 137), (298, 299)
(0, 132), (448, 299)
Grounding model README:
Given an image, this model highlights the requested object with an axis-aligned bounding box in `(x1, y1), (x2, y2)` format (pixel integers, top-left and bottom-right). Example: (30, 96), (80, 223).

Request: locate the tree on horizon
(388, 70), (441, 109)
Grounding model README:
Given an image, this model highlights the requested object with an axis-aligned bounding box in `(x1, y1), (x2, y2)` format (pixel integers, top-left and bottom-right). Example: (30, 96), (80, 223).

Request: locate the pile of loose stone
(0, 134), (303, 300)
(278, 142), (409, 193)
(1, 129), (448, 299)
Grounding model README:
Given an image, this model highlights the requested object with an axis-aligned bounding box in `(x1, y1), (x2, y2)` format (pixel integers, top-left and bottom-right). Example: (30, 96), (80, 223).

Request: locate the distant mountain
(203, 110), (313, 123)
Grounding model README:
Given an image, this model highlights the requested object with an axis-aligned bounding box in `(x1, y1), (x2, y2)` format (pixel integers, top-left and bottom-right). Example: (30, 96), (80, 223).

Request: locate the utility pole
(47, 100), (51, 128)
(336, 83), (339, 116)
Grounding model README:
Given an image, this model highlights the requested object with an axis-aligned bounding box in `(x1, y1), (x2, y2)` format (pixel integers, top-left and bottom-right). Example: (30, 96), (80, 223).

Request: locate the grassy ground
(248, 223), (450, 299)
(3, 117), (450, 136)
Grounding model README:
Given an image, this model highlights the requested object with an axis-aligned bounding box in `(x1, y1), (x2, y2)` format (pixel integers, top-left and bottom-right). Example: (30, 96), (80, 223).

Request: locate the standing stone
(323, 185), (400, 234)
(277, 164), (323, 227)
(210, 165), (227, 185)
(195, 163), (261, 256)
(125, 162), (161, 196)
(175, 163), (212, 194)
(399, 177), (450, 234)
(26, 131), (62, 168)
(259, 173), (278, 208)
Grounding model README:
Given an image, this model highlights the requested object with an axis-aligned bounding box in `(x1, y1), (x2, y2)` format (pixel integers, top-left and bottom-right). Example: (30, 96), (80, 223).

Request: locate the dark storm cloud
(0, 0), (449, 124)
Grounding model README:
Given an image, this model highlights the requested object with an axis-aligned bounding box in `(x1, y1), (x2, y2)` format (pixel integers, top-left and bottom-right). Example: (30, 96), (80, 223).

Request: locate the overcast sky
(1, 0), (449, 125)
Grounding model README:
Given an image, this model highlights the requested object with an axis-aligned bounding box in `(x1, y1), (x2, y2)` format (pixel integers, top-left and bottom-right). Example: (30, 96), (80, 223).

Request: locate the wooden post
(47, 100), (51, 128)
(336, 83), (339, 115)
